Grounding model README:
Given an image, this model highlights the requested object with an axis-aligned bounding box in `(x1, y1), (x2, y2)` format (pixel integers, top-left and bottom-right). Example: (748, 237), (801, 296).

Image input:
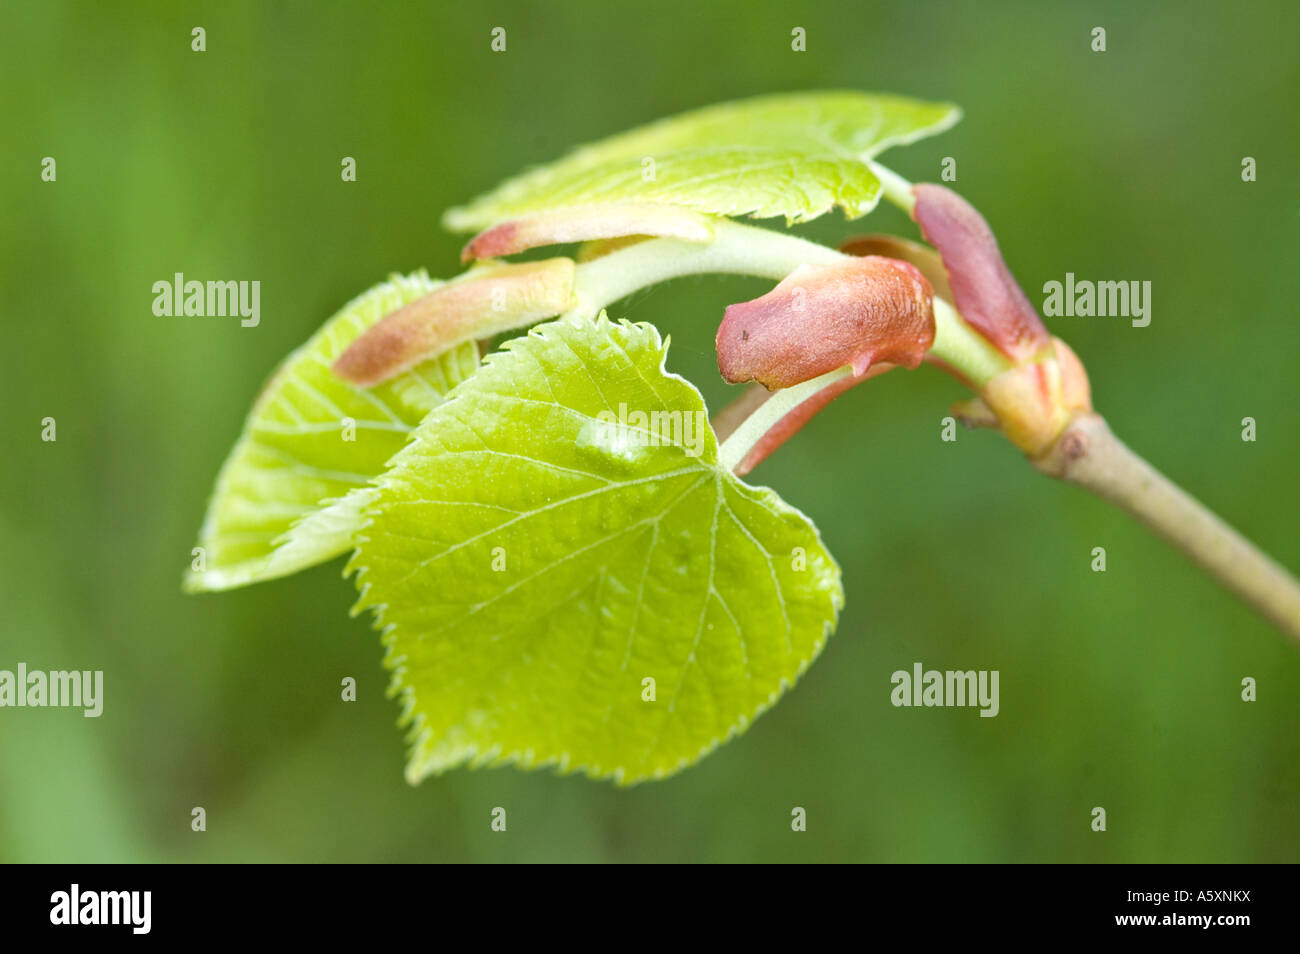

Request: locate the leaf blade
(350, 313), (843, 783)
(445, 91), (960, 230)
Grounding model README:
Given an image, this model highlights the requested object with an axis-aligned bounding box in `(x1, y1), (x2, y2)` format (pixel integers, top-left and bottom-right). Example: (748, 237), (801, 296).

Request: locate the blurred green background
(2, 0), (1297, 863)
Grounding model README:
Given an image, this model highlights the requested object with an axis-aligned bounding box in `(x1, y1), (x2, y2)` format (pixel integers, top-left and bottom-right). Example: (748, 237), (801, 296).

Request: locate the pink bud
(911, 184), (1049, 363)
(716, 257), (934, 390)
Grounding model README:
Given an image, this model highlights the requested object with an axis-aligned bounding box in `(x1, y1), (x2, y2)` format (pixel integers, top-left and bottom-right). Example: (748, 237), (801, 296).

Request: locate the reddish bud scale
(911, 184), (1050, 363)
(715, 256), (935, 390)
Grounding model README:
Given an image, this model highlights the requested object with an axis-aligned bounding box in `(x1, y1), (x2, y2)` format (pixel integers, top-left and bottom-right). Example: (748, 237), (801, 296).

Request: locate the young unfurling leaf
(444, 91), (960, 232)
(348, 313), (843, 784)
(186, 272), (478, 591)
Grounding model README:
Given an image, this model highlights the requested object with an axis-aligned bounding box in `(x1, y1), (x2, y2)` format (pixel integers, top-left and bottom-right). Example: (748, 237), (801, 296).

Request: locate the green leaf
(444, 90), (960, 230)
(349, 313), (843, 784)
(186, 272), (479, 592)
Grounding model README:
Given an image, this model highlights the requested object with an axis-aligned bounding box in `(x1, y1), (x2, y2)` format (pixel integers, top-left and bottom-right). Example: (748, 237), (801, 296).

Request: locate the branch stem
(1037, 414), (1300, 645)
(561, 220), (843, 322)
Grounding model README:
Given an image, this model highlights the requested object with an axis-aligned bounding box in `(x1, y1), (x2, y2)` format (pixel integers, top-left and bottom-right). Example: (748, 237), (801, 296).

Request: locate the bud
(715, 256), (935, 390)
(461, 204), (714, 262)
(333, 258), (576, 387)
(977, 337), (1092, 457)
(904, 185), (1091, 456)
(911, 184), (1049, 363)
(839, 233), (951, 302)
